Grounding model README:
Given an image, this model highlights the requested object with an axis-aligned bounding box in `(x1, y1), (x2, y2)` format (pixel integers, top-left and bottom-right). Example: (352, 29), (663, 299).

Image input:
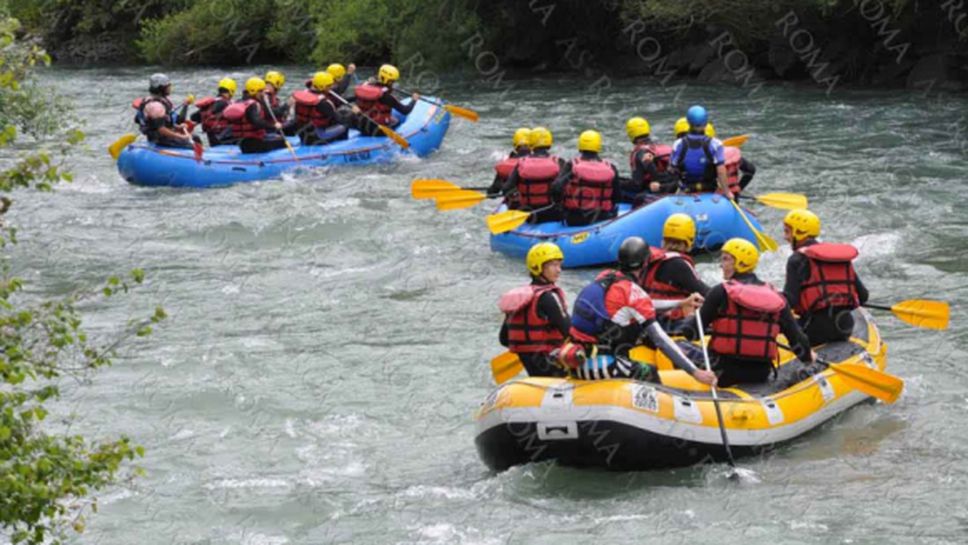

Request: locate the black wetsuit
(692, 272), (813, 387)
(783, 239), (870, 346)
(499, 278), (570, 377)
(239, 102), (288, 154)
(739, 157), (756, 190)
(501, 148), (566, 224)
(550, 151), (622, 227)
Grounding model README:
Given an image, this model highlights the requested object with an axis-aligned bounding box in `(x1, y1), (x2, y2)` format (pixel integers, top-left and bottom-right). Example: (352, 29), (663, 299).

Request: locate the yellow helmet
(264, 70), (285, 89)
(311, 71), (335, 91)
(529, 126), (553, 148)
(577, 130), (602, 153)
(625, 116), (651, 141)
(722, 238), (759, 274)
(526, 242), (564, 276)
(662, 213), (696, 249)
(783, 209), (821, 242)
(705, 122), (716, 138)
(245, 77), (266, 95)
(674, 117), (689, 137)
(218, 77), (237, 97)
(326, 63), (347, 81)
(378, 64), (400, 85)
(512, 127), (531, 148)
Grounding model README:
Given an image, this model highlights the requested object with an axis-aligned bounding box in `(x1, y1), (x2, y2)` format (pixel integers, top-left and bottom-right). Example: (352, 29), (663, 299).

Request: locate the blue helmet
(686, 105), (708, 128)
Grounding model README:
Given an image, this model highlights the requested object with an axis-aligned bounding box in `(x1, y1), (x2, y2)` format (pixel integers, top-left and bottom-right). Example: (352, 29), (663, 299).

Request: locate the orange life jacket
(354, 83), (392, 125)
(795, 243), (861, 314)
(504, 284), (568, 354)
(292, 89), (334, 129)
(629, 142), (672, 179)
(562, 157), (615, 213)
(223, 99), (265, 140)
(710, 281), (786, 361)
(515, 155), (560, 209)
(642, 247), (697, 320)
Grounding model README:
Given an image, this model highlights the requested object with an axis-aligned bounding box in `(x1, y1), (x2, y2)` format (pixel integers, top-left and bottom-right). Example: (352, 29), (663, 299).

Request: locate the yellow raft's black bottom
(474, 310), (887, 471)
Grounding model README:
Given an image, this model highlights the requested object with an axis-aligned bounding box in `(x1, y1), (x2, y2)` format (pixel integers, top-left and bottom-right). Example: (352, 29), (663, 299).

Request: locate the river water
(7, 66), (968, 544)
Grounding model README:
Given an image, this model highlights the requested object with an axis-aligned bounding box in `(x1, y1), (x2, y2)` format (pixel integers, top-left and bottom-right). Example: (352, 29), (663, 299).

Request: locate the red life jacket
(642, 247), (697, 320)
(223, 99), (265, 140)
(795, 243), (861, 314)
(515, 155), (560, 209)
(724, 146), (742, 195)
(292, 90), (334, 129)
(494, 156), (520, 180)
(355, 83), (392, 125)
(504, 284), (568, 354)
(628, 143), (672, 178)
(562, 157), (615, 213)
(710, 281), (786, 361)
(195, 96), (230, 136)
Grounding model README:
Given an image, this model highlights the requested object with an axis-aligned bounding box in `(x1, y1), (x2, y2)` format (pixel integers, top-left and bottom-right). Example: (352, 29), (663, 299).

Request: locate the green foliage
(0, 16), (163, 544)
(138, 0), (289, 65)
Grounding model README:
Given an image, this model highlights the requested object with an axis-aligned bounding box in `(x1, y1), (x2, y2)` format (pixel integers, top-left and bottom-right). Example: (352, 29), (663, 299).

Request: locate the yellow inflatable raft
(474, 309), (889, 471)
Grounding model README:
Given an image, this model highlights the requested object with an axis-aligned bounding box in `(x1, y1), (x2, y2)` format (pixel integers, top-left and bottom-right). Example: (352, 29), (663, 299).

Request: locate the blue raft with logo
(489, 193), (768, 268)
(117, 98), (450, 188)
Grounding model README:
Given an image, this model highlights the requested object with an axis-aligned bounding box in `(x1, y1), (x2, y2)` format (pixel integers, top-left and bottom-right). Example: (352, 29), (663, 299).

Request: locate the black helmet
(618, 236), (650, 271)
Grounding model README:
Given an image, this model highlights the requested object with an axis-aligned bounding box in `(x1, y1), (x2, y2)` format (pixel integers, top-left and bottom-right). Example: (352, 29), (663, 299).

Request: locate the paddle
(721, 135), (749, 147)
(487, 205), (555, 235)
(491, 351), (524, 385)
(736, 192), (808, 210)
(261, 96), (299, 161)
(777, 343), (902, 404)
(864, 300), (950, 330)
(435, 190), (491, 211)
(395, 86), (479, 122)
(330, 92), (409, 149)
(695, 314), (741, 478)
(728, 198), (779, 252)
(411, 179), (492, 199)
(109, 98), (195, 160)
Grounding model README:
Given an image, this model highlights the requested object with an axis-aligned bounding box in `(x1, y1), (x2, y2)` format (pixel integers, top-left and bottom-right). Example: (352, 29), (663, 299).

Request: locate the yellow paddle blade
(411, 179), (462, 199)
(730, 198), (778, 252)
(379, 125), (410, 148)
(486, 209), (532, 235)
(753, 192), (808, 210)
(434, 190), (487, 211)
(828, 362), (903, 404)
(891, 299), (950, 330)
(443, 104), (479, 122)
(108, 133), (138, 160)
(629, 346), (653, 363)
(722, 134), (749, 147)
(491, 351), (523, 384)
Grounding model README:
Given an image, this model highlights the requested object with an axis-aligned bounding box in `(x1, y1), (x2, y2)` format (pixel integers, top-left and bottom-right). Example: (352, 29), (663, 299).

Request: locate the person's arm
(855, 272), (869, 305)
(698, 284), (725, 334)
(780, 305), (813, 362)
(384, 92), (415, 115)
(660, 259), (710, 296)
(536, 291), (571, 337)
(550, 162), (573, 202)
(190, 109), (202, 123)
(499, 319), (509, 347)
(335, 77), (350, 96)
(247, 103), (279, 131)
(739, 157), (756, 188)
(782, 254), (806, 309)
(158, 125), (189, 141)
(713, 141), (731, 198)
(501, 167), (520, 197)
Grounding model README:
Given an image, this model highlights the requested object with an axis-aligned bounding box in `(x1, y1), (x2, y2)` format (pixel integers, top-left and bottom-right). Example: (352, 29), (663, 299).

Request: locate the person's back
(698, 238), (813, 387)
(623, 117), (676, 202)
(671, 105), (731, 197)
(487, 127), (531, 203)
(503, 127), (563, 223)
(191, 77), (236, 146)
(781, 209), (869, 346)
(554, 130), (619, 227)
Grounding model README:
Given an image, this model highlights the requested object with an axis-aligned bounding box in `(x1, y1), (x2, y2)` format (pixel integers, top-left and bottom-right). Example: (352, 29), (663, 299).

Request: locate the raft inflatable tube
(475, 309), (888, 471)
(489, 192), (766, 268)
(117, 98), (450, 188)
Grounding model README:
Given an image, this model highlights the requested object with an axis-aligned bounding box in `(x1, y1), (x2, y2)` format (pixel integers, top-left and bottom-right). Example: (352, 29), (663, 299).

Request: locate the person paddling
(566, 237), (716, 385)
(782, 209), (869, 346)
(551, 130), (621, 227)
(670, 105), (733, 199)
(287, 71), (350, 145)
(133, 73), (196, 149)
(190, 77), (236, 146)
(622, 116), (676, 202)
(486, 128), (531, 204)
(222, 77), (288, 154)
(695, 238), (814, 387)
(351, 64), (419, 136)
(498, 242), (571, 377)
(500, 127), (565, 223)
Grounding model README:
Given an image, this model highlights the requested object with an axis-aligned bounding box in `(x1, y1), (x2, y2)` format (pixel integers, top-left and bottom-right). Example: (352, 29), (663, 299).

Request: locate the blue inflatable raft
(117, 98), (450, 188)
(489, 193), (767, 268)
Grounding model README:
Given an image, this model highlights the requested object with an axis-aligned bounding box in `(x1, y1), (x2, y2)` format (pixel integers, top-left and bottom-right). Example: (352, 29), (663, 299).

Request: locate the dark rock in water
(697, 58), (730, 83)
(768, 42), (798, 78)
(688, 44), (717, 74)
